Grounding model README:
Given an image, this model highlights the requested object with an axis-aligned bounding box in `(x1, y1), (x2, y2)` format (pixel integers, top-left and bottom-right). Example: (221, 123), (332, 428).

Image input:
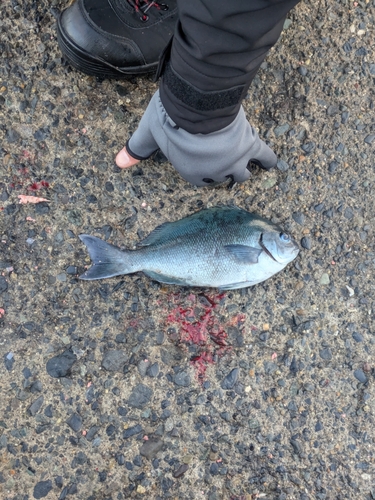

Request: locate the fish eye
(279, 233), (291, 242)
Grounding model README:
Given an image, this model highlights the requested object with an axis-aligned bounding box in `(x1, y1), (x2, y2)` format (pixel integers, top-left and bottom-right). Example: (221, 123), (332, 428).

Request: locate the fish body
(79, 206), (299, 290)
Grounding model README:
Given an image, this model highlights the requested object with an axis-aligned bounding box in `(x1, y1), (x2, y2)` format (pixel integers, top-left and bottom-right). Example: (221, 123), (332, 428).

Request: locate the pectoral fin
(224, 244), (262, 264)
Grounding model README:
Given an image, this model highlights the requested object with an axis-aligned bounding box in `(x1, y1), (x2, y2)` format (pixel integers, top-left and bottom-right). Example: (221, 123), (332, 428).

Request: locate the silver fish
(79, 206), (299, 290)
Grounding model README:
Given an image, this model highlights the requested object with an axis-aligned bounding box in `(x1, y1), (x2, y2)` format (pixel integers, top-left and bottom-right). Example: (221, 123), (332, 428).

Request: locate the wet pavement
(0, 0), (375, 499)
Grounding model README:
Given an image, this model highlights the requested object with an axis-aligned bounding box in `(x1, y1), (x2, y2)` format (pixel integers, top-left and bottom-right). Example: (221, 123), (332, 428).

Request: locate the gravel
(46, 349), (77, 378)
(0, 0), (374, 498)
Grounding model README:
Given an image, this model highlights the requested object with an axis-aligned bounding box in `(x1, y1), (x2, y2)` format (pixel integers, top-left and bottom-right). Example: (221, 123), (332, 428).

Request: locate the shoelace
(127, 0), (169, 22)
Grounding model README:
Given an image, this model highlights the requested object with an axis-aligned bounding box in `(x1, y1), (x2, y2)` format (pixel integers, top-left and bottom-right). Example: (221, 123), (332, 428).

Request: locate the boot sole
(57, 15), (158, 78)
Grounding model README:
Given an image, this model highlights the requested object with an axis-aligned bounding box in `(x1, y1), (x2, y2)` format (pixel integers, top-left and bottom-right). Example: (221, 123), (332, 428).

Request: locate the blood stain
(166, 293), (242, 383)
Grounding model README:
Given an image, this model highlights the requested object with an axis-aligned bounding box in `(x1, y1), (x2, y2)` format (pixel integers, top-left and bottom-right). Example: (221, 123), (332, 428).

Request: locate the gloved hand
(118, 90), (277, 187)
(167, 106), (277, 186)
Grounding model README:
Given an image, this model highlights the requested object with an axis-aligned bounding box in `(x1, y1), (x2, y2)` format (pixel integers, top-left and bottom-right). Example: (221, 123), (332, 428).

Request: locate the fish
(79, 206), (299, 290)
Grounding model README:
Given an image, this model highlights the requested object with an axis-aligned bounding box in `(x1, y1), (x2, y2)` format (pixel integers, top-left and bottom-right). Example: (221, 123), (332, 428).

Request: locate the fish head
(260, 230), (299, 265)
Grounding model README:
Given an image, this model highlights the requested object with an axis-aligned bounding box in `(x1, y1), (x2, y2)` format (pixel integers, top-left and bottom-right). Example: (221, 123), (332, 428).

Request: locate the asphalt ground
(0, 1), (374, 499)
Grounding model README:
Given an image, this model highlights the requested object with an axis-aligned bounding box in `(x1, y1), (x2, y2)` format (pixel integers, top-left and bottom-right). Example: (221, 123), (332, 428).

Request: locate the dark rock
(27, 396), (44, 416)
(30, 380), (43, 393)
(352, 332), (363, 342)
(221, 368), (239, 390)
(115, 333), (126, 343)
(292, 212), (305, 225)
(328, 161), (339, 173)
(174, 371), (191, 387)
(128, 384), (153, 409)
(319, 348), (332, 361)
(4, 352), (14, 371)
(173, 464), (189, 478)
(147, 362), (159, 378)
(301, 142), (315, 154)
(44, 404), (53, 418)
(0, 276), (8, 294)
(341, 111), (350, 124)
(301, 237), (312, 250)
(276, 159), (289, 171)
(66, 413), (82, 432)
(344, 207), (354, 220)
(315, 421), (323, 432)
(34, 127), (50, 141)
(356, 47), (367, 56)
(290, 439), (303, 455)
(138, 359), (151, 377)
(35, 202), (50, 215)
(86, 425), (100, 441)
(155, 331), (165, 345)
(55, 476), (63, 488)
(140, 437), (163, 460)
(354, 369), (368, 384)
(342, 41), (352, 53)
(327, 105), (340, 116)
(101, 350), (128, 372)
(46, 349), (77, 378)
(106, 424), (116, 437)
(364, 135), (375, 145)
(123, 424), (143, 439)
(6, 128), (20, 143)
(314, 203), (325, 212)
(160, 346), (183, 366)
(66, 266), (77, 275)
(98, 470), (107, 482)
(33, 480), (53, 499)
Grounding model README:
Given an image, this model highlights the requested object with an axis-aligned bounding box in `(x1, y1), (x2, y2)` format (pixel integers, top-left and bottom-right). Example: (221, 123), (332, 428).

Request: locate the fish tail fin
(79, 234), (133, 280)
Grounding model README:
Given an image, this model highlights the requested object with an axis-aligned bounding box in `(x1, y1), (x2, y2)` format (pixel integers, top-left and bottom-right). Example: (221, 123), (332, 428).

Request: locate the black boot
(57, 0), (177, 78)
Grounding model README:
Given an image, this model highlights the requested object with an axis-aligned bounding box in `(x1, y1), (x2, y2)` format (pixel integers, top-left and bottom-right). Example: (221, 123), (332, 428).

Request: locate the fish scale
(79, 206), (299, 290)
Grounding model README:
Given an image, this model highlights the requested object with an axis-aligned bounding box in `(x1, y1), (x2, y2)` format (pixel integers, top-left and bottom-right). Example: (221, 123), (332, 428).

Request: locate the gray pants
(127, 90), (276, 186)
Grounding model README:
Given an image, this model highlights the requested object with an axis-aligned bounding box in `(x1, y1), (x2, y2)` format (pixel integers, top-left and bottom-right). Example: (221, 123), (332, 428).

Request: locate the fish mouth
(259, 234), (278, 262)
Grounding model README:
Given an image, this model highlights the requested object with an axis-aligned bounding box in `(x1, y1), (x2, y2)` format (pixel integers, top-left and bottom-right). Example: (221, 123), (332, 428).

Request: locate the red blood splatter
(166, 293), (240, 383)
(27, 181), (49, 191)
(190, 351), (215, 380)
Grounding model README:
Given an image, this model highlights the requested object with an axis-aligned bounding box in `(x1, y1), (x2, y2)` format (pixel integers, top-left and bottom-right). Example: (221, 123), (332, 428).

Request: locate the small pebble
(147, 362), (159, 378)
(128, 384), (153, 408)
(173, 464), (189, 478)
(46, 349), (77, 378)
(139, 437), (163, 460)
(33, 480), (52, 499)
(354, 369), (368, 384)
(174, 371), (191, 387)
(301, 236), (312, 250)
(27, 396), (44, 416)
(319, 348), (332, 361)
(101, 350), (128, 372)
(66, 413), (82, 432)
(221, 368), (239, 390)
(352, 332), (363, 342)
(319, 273), (330, 285)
